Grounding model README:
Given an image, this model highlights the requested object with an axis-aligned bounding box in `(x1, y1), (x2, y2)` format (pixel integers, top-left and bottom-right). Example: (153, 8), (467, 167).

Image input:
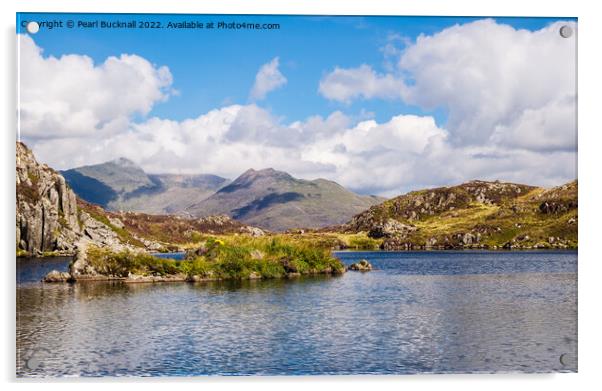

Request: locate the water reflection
(17, 252), (577, 376)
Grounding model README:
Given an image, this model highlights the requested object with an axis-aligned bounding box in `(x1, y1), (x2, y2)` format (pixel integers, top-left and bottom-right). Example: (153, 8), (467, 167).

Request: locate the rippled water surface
(16, 251), (577, 377)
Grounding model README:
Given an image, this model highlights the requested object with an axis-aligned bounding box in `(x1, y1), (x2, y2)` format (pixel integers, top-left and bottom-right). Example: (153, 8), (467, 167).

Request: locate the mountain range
(186, 168), (384, 231)
(16, 141), (578, 256)
(62, 159), (384, 231)
(61, 159), (229, 215)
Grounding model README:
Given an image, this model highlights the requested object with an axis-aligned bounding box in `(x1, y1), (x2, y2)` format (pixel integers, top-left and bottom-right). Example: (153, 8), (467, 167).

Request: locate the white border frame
(3, 1), (600, 390)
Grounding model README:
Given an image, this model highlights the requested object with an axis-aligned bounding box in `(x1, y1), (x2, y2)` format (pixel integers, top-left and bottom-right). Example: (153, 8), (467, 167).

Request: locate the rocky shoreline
(43, 239), (349, 284)
(43, 269), (347, 284)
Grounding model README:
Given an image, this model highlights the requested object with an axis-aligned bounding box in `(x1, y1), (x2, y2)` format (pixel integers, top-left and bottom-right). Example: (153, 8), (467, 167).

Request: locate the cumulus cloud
(24, 99), (575, 197)
(18, 35), (173, 142)
(319, 19), (577, 150)
(19, 23), (577, 197)
(249, 57), (287, 100)
(399, 19), (577, 147)
(318, 64), (406, 103)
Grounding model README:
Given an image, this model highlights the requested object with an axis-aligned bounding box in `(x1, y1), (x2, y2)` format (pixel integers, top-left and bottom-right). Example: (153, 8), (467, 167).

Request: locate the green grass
(399, 194), (577, 249)
(87, 246), (179, 277)
(84, 236), (345, 280)
(336, 233), (382, 250)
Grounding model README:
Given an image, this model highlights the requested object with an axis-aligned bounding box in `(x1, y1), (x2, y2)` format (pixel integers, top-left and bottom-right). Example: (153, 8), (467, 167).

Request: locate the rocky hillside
(16, 142), (139, 256)
(338, 180), (577, 250)
(78, 200), (265, 250)
(186, 168), (384, 231)
(62, 159), (229, 214)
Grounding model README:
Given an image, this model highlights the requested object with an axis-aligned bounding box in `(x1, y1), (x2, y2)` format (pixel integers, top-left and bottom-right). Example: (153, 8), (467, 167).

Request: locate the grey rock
(368, 218), (417, 239)
(17, 141), (138, 258)
(348, 259), (373, 272)
(43, 270), (72, 283)
(16, 142), (81, 255)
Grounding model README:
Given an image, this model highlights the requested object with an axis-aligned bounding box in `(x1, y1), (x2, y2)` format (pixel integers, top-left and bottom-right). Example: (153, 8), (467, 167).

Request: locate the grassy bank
(84, 236), (346, 281)
(176, 232), (383, 252)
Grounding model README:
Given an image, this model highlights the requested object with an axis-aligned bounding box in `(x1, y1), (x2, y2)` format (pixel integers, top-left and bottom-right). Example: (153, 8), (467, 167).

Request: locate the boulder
(243, 226), (265, 237)
(368, 218), (416, 239)
(248, 271), (262, 279)
(43, 270), (72, 283)
(280, 258), (298, 273)
(185, 244), (209, 260)
(348, 259), (372, 272)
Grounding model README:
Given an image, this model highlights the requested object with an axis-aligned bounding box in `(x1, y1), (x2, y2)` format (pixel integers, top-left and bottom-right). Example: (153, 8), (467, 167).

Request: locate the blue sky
(17, 13), (577, 195)
(17, 13), (570, 126)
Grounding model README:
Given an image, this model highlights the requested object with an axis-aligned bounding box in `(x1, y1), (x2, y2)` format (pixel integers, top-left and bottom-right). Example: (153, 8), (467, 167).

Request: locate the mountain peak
(235, 168), (292, 183)
(241, 167), (278, 175)
(111, 157), (140, 169)
(189, 167), (384, 231)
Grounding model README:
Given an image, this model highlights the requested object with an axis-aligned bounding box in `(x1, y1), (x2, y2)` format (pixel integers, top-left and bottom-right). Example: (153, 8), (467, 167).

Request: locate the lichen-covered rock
(243, 226), (265, 237)
(69, 242), (96, 278)
(348, 259), (373, 271)
(17, 142), (139, 257)
(16, 142), (81, 256)
(43, 270), (72, 283)
(367, 218), (417, 239)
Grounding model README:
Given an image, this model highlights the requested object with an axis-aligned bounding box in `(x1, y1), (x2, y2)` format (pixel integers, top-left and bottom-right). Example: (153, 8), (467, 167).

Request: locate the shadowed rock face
(61, 170), (118, 207)
(16, 142), (81, 255)
(186, 168), (385, 231)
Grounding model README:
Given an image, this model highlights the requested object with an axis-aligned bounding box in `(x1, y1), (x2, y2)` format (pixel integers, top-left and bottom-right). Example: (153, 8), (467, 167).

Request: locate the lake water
(16, 251), (577, 377)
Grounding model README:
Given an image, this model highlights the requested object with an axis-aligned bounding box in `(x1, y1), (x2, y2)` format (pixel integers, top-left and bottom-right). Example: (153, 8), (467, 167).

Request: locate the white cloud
(489, 95), (577, 152)
(318, 64), (406, 103)
(19, 24), (577, 197)
(18, 34), (173, 140)
(319, 19), (577, 150)
(399, 19), (577, 146)
(26, 99), (575, 197)
(249, 57), (287, 100)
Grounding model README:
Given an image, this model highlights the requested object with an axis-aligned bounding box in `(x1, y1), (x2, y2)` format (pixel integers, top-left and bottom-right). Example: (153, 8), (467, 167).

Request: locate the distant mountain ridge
(18, 142), (577, 253)
(186, 168), (385, 231)
(62, 159), (229, 214)
(63, 160), (385, 231)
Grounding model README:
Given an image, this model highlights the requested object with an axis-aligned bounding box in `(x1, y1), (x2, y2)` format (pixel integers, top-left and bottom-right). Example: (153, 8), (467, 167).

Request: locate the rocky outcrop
(343, 180), (535, 233)
(17, 142), (81, 255)
(367, 218), (417, 239)
(16, 142), (138, 256)
(338, 179), (577, 251)
(539, 200), (578, 214)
